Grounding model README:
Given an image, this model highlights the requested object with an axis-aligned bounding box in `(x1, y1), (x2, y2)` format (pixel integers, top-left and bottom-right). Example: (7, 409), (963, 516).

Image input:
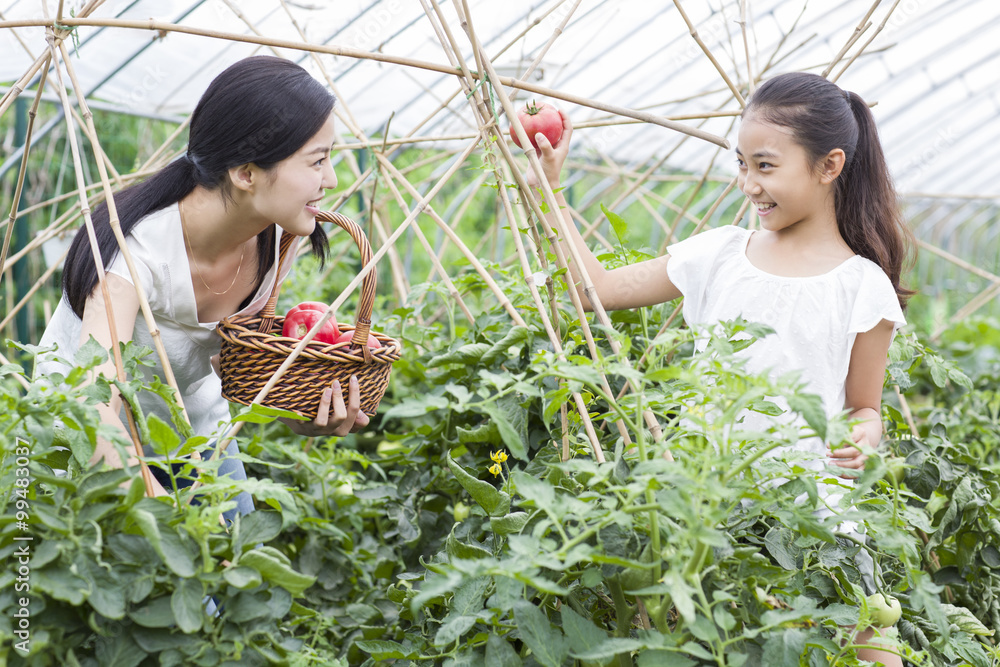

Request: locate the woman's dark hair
(64, 55), (336, 317)
(743, 72), (915, 307)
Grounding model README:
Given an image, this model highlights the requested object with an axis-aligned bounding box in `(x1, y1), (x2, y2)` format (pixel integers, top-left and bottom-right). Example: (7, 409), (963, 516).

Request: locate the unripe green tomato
(453, 502), (471, 522)
(333, 480), (354, 498)
(867, 593), (902, 627)
(884, 457), (907, 486)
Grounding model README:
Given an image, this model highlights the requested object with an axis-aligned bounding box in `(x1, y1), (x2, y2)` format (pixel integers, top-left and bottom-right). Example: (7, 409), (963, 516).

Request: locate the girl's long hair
(63, 55), (335, 318)
(744, 72), (915, 307)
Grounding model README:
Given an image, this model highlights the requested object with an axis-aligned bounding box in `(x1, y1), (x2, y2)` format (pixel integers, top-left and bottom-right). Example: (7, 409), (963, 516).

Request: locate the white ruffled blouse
(666, 225), (906, 488)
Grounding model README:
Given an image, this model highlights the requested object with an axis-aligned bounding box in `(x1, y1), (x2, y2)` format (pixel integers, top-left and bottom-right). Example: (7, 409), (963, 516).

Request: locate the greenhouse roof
(1, 0), (998, 200)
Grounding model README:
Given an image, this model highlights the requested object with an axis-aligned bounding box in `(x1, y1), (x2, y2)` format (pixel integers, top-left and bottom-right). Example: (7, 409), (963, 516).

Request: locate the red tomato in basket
(334, 329), (380, 349)
(285, 301), (329, 318)
(282, 308), (339, 344)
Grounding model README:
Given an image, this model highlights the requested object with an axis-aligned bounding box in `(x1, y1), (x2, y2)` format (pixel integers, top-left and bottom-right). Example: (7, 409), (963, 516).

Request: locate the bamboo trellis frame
(1, 0), (997, 497)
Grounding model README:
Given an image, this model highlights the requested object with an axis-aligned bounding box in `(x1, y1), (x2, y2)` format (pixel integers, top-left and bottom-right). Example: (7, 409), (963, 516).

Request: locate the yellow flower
(488, 463), (502, 477)
(490, 450), (508, 464)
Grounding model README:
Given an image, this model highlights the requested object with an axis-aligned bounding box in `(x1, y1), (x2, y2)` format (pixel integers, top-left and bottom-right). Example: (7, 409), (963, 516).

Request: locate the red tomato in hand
(282, 308), (339, 344)
(334, 329), (380, 349)
(510, 101), (563, 151)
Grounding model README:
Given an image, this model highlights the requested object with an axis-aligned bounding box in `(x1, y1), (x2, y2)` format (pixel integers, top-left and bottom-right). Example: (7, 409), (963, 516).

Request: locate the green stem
(722, 438), (791, 484)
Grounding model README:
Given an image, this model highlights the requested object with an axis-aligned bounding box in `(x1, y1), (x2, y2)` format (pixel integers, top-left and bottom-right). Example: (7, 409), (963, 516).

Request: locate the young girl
(38, 56), (369, 516)
(528, 72), (911, 666)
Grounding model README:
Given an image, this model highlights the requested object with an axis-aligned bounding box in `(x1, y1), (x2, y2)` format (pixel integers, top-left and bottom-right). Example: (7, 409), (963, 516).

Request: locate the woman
(38, 56), (368, 518)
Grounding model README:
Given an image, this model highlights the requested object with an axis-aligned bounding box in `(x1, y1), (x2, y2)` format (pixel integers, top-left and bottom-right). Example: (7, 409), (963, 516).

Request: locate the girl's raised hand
(526, 109), (573, 190)
(280, 375), (370, 437)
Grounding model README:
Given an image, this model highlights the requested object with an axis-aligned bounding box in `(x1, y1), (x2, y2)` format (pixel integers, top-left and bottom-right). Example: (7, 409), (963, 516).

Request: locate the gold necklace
(178, 200), (246, 296)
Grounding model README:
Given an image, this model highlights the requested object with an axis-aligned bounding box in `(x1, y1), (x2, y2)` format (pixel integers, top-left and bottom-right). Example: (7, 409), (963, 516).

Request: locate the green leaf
(234, 510), (283, 553)
(35, 566), (89, 605)
(147, 415), (181, 456)
(638, 652), (696, 667)
(764, 526), (800, 571)
(941, 603), (995, 636)
(490, 512), (529, 536)
(95, 630), (147, 667)
(446, 526), (493, 561)
(483, 402), (527, 461)
(129, 595), (176, 628)
(232, 402), (304, 424)
(762, 628), (806, 665)
(224, 565), (263, 590)
(239, 549), (315, 596)
(512, 600), (570, 667)
(435, 615), (478, 646)
(171, 578), (204, 633)
(457, 422), (501, 445)
(129, 509), (197, 578)
(447, 455), (510, 517)
(561, 606), (607, 656)
(75, 335), (109, 369)
(430, 343), (492, 366)
(355, 640), (416, 660)
(787, 393), (826, 440)
(382, 395), (450, 419)
(484, 633), (521, 667)
(481, 326), (531, 365)
(601, 204), (629, 247)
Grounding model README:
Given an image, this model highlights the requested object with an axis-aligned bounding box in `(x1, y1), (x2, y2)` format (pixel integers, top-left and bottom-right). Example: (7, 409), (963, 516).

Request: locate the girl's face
(735, 115), (836, 233)
(251, 112), (338, 236)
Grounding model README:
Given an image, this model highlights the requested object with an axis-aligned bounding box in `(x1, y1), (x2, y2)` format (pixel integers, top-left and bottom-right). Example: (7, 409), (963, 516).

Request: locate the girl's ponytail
(744, 72), (915, 307)
(838, 92), (915, 306)
(62, 56), (335, 319)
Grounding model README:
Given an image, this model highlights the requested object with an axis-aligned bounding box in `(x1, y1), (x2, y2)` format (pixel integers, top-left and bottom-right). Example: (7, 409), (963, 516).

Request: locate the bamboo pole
(377, 164), (477, 325)
(0, 248), (67, 333)
(672, 0), (747, 107)
(740, 1), (755, 96)
(456, 5), (673, 458)
(58, 40), (193, 431)
(507, 0), (582, 100)
(45, 36), (155, 498)
(0, 17), (728, 148)
(0, 59), (49, 283)
(830, 0), (903, 84)
(428, 0), (615, 457)
(822, 0), (882, 78)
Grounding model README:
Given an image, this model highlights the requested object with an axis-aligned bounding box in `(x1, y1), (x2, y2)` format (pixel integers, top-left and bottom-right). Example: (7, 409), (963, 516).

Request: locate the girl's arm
(830, 318), (895, 472)
(528, 112), (681, 311)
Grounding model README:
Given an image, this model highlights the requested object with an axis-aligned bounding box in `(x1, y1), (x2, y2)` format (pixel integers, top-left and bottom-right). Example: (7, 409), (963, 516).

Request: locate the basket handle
(255, 230), (298, 335)
(256, 213), (379, 362)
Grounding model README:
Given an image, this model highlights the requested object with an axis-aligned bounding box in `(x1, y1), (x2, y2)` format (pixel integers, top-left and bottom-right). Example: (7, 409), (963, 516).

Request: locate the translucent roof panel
(1, 0), (998, 198)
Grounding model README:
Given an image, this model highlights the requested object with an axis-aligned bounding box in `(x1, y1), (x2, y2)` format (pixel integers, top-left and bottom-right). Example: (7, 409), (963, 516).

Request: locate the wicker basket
(217, 211), (401, 419)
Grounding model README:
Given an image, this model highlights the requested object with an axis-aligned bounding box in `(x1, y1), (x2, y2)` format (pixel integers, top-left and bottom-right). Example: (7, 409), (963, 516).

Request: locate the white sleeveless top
(37, 204), (294, 444)
(666, 225), (906, 511)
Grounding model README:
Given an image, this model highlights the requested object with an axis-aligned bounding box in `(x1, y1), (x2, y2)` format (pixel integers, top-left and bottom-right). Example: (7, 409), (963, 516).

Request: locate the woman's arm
(528, 112), (682, 312)
(79, 274), (146, 469)
(830, 318), (895, 473)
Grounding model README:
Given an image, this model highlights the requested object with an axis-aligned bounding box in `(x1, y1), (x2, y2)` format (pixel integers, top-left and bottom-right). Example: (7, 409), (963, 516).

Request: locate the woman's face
(252, 112), (338, 236)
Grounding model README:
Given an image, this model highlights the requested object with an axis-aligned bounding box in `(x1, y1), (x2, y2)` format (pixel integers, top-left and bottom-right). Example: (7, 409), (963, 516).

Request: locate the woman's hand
(280, 375), (370, 437)
(526, 109), (573, 191)
(829, 424), (872, 477)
